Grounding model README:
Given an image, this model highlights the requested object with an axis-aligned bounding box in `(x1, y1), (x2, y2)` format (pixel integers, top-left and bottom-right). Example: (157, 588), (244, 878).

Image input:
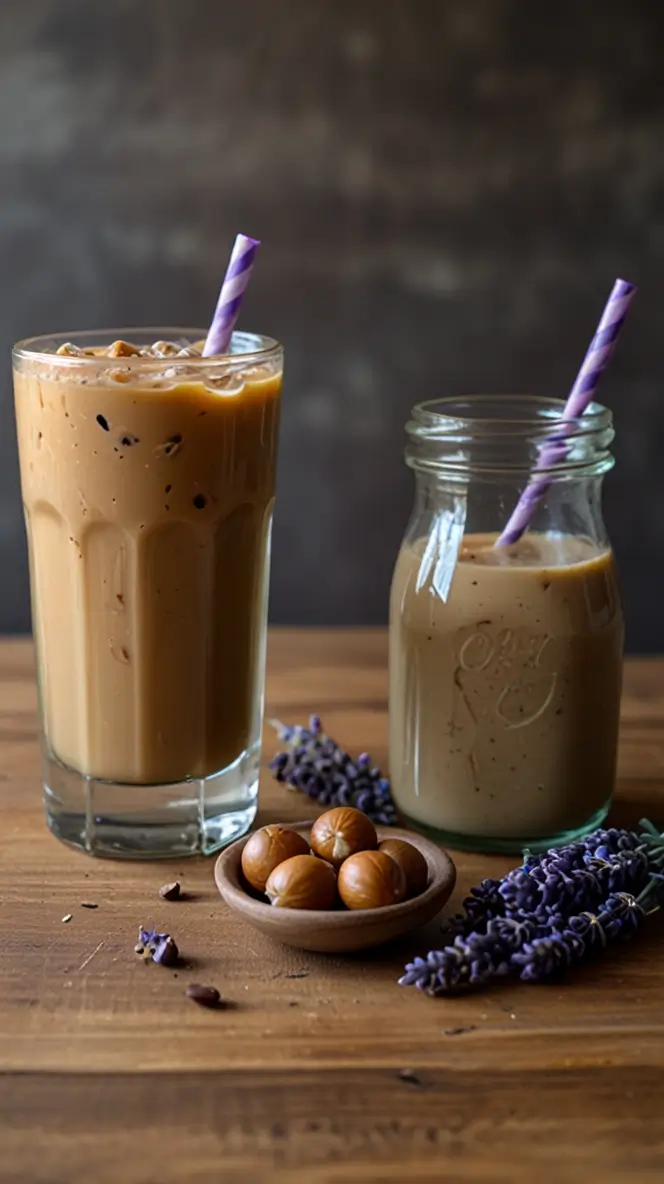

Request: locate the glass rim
(12, 328), (282, 369)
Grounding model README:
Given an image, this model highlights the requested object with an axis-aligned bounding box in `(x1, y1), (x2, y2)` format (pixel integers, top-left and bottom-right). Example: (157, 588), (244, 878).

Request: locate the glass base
(399, 801), (611, 856)
(43, 744), (260, 859)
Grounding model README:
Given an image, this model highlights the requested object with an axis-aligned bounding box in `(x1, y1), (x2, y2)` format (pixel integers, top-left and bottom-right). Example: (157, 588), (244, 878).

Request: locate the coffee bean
(185, 983), (220, 1008)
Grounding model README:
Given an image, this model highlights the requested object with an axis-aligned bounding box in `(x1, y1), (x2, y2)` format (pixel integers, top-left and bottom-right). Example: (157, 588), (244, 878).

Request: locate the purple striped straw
(495, 277), (638, 547)
(202, 233), (261, 357)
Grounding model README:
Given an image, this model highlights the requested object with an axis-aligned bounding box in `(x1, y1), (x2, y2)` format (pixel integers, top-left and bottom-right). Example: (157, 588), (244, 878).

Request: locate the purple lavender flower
(269, 715), (398, 824)
(443, 877), (505, 938)
(513, 892), (644, 982)
(401, 821), (664, 996)
(137, 925), (157, 948)
(497, 847), (648, 918)
(135, 925), (179, 966)
(445, 828), (649, 941)
(400, 914), (542, 994)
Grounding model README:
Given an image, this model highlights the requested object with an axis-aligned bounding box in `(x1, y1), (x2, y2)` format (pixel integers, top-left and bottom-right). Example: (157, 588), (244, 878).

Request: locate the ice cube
(205, 373), (246, 396)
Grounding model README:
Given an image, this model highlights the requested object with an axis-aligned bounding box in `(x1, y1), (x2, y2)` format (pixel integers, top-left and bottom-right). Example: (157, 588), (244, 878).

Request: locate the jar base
(398, 802), (611, 856)
(42, 745), (260, 860)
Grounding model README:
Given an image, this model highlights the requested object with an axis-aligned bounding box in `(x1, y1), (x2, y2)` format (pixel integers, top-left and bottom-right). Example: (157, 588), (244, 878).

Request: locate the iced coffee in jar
(389, 396), (624, 853)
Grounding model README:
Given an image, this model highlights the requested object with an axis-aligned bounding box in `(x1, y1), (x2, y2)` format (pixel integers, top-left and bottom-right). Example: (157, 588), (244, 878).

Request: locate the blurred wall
(1, 0), (663, 648)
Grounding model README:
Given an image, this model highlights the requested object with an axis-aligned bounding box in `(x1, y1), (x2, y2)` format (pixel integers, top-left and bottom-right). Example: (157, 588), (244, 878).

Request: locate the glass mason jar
(14, 329), (282, 859)
(389, 395), (624, 854)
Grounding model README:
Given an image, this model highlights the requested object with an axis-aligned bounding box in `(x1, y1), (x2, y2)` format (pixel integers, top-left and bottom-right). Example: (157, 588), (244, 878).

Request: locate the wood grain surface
(1, 631), (664, 1183)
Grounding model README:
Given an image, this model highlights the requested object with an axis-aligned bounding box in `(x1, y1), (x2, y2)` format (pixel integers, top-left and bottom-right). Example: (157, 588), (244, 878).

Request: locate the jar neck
(405, 395), (615, 482)
(403, 395), (615, 551)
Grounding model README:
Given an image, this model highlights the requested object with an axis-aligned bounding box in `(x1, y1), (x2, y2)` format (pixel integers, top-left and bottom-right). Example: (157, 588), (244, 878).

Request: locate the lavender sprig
(442, 877), (505, 939)
(401, 913), (541, 992)
(401, 821), (664, 995)
(401, 891), (650, 995)
(512, 891), (646, 982)
(498, 845), (650, 921)
(269, 715), (397, 824)
(443, 827), (651, 940)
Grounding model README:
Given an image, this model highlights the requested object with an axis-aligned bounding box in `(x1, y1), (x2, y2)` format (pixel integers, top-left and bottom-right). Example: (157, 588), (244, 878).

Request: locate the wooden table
(1, 632), (664, 1183)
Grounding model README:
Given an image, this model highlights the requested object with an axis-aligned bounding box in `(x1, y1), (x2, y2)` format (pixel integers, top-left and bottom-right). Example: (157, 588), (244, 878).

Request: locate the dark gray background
(1, 0), (662, 648)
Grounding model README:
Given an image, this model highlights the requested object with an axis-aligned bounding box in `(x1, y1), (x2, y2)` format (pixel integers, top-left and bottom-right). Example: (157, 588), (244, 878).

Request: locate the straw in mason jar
(202, 233), (261, 357)
(495, 278), (638, 547)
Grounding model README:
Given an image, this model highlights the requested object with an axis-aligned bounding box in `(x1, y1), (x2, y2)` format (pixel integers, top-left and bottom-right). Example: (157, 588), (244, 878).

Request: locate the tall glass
(389, 395), (624, 854)
(14, 329), (282, 858)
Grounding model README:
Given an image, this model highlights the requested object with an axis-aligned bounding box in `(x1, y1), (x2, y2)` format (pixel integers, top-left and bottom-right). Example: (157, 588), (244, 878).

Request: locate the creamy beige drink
(14, 332), (281, 832)
(389, 532), (623, 843)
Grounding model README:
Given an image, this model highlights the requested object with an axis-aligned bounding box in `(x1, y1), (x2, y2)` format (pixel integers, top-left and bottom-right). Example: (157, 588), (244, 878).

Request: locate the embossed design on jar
(495, 671), (557, 729)
(458, 630), (494, 673)
(456, 626), (558, 733)
(495, 632), (558, 730)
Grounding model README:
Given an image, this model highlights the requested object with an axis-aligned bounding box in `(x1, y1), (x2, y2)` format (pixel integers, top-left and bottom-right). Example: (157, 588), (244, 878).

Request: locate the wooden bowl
(214, 822), (456, 954)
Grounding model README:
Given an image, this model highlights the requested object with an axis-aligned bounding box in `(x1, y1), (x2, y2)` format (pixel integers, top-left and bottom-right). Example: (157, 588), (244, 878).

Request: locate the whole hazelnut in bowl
(379, 838), (429, 899)
(310, 806), (377, 869)
(214, 821), (456, 954)
(265, 854), (337, 910)
(241, 824), (310, 893)
(338, 850), (407, 910)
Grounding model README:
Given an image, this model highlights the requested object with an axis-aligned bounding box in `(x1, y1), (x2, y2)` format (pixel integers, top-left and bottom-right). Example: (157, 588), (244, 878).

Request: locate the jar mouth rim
(410, 394), (612, 437)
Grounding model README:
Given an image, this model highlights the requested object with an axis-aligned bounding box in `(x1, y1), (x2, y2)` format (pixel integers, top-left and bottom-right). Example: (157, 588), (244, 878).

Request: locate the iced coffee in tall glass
(14, 329), (282, 857)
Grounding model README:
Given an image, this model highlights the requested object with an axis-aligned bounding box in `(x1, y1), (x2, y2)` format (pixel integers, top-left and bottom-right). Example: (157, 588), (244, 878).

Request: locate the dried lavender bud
(135, 925), (179, 966)
(159, 881), (181, 901)
(269, 715), (398, 825)
(185, 983), (220, 1008)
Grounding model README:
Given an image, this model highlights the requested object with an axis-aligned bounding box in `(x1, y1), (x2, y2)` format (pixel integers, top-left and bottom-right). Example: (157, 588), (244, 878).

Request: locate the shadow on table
(609, 783), (664, 832)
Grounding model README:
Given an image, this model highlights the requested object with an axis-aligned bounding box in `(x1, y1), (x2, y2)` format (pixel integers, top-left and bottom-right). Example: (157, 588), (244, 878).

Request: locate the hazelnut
(310, 806), (377, 869)
(337, 850), (407, 910)
(265, 854), (337, 910)
(241, 825), (310, 893)
(379, 839), (428, 899)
